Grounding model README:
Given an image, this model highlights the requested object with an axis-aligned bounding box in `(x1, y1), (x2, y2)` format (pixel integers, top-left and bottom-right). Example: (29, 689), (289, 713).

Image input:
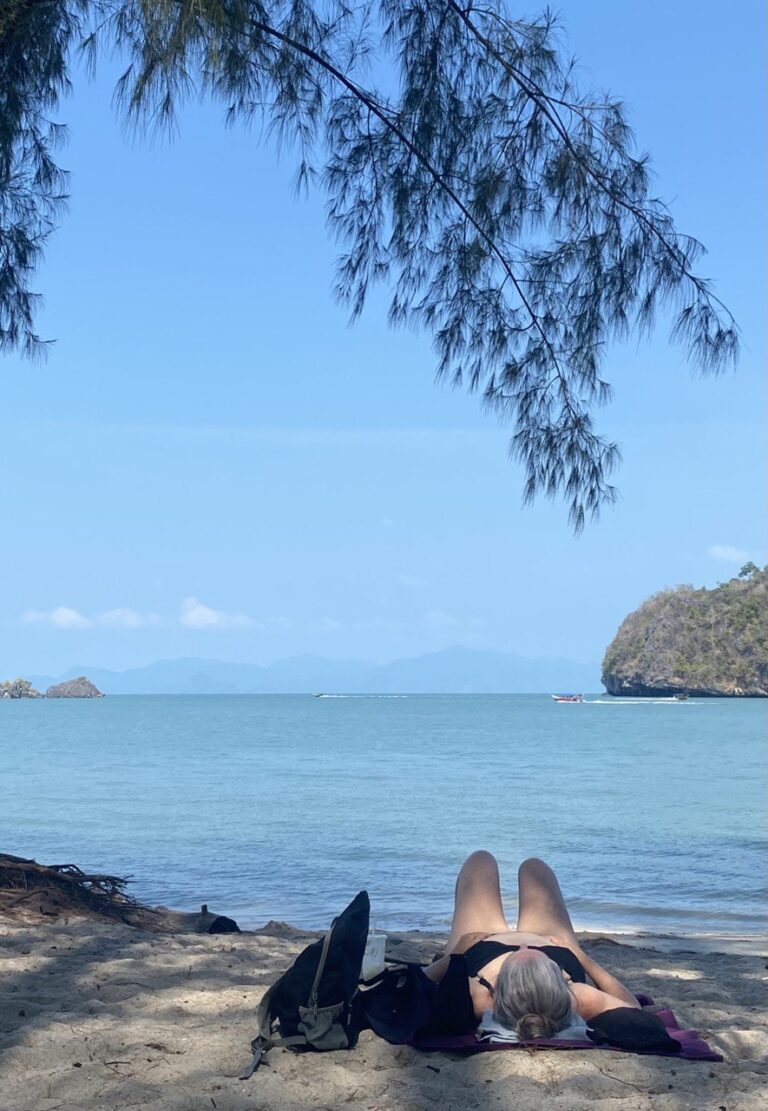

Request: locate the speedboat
(551, 694), (584, 703)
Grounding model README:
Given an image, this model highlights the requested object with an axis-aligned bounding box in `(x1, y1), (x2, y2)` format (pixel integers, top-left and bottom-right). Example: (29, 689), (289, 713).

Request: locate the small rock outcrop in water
(0, 678), (41, 699)
(45, 676), (104, 699)
(602, 565), (767, 697)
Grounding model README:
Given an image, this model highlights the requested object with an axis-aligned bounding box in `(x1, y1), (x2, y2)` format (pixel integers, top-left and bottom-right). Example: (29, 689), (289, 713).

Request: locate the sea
(2, 694), (766, 940)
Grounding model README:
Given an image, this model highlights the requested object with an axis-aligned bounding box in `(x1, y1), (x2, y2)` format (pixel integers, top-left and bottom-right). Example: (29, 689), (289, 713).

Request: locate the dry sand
(1, 913), (766, 1111)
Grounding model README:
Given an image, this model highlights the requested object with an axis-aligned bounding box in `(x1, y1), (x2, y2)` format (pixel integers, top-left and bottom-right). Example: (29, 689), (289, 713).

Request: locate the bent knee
(518, 856), (552, 876)
(460, 849), (499, 874)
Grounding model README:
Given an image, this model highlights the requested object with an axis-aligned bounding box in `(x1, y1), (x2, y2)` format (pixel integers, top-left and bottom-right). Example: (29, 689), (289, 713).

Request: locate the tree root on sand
(0, 852), (152, 924)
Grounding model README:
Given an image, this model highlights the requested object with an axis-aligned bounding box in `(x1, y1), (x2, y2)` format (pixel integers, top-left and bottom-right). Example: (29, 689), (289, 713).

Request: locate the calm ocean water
(2, 694), (766, 937)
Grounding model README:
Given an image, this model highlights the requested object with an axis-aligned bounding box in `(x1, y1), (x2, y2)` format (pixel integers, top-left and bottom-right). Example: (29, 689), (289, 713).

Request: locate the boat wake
(313, 693), (409, 699)
(584, 698), (694, 705)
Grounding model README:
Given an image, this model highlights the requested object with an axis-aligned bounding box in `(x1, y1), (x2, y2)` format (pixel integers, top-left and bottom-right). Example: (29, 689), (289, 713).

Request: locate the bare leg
(515, 857), (578, 944)
(444, 850), (510, 953)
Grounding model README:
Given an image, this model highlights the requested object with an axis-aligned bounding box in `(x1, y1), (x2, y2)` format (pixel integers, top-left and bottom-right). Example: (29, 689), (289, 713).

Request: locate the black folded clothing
(587, 1007), (682, 1053)
(357, 965), (435, 1045)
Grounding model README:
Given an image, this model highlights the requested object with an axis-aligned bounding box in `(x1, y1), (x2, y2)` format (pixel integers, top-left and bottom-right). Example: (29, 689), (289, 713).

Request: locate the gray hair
(492, 953), (572, 1040)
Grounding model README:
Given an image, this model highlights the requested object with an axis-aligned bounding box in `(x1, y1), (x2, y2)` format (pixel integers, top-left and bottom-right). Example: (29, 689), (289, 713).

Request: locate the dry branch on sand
(0, 852), (146, 923)
(0, 853), (240, 933)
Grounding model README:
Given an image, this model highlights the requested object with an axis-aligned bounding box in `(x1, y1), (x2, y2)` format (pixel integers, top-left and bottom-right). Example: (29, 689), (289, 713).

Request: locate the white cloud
(321, 617), (343, 632)
(180, 597), (253, 630)
(708, 544), (749, 563)
(97, 608), (161, 629)
(21, 606), (92, 629)
(20, 605), (161, 630)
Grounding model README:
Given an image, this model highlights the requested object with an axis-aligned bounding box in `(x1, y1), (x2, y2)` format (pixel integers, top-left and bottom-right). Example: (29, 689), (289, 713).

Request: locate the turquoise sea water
(2, 694), (766, 937)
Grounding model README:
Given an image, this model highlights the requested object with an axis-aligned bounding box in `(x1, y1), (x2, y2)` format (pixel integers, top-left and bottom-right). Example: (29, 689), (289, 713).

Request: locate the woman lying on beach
(424, 852), (640, 1039)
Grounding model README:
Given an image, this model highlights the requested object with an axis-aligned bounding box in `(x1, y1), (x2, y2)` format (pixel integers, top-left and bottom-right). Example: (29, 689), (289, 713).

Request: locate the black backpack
(241, 890), (370, 1077)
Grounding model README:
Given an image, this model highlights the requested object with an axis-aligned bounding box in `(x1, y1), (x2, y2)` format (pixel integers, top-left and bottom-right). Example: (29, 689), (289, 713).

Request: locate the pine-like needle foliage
(0, 0), (88, 355)
(1, 1), (740, 527)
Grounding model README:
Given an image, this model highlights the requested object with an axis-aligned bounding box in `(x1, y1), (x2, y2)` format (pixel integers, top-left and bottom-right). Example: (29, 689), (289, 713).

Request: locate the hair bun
(518, 1012), (557, 1040)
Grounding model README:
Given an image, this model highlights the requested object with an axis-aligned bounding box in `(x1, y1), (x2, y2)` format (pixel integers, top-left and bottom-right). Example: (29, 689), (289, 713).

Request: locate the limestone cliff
(602, 566), (767, 697)
(45, 676), (104, 699)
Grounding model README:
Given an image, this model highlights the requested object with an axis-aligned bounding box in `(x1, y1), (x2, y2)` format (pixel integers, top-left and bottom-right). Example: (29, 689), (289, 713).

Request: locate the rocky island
(602, 563), (767, 697)
(0, 678), (41, 699)
(45, 676), (104, 698)
(1, 675), (105, 698)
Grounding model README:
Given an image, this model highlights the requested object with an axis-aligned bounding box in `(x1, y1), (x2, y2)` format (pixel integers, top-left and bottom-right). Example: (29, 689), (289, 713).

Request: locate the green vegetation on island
(602, 564), (768, 697)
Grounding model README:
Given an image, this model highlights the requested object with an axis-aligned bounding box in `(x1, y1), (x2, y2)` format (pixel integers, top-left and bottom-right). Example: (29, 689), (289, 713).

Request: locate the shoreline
(155, 897), (768, 950)
(229, 921), (768, 956)
(572, 927), (768, 958)
(2, 907), (767, 1111)
(157, 906), (768, 957)
(211, 913), (768, 958)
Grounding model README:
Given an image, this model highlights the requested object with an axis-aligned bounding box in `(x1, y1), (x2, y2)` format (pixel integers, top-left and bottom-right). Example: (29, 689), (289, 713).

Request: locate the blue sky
(2, 0), (765, 677)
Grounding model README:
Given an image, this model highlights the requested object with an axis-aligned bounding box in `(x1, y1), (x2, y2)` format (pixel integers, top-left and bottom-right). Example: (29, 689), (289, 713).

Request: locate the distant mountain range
(28, 647), (599, 695)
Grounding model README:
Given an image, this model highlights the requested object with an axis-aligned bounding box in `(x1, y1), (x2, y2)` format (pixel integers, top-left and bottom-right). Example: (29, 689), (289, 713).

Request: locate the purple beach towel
(411, 997), (722, 1062)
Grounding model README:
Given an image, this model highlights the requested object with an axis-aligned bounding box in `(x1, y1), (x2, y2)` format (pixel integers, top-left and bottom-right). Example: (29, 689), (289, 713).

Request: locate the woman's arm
(550, 936), (640, 1008)
(573, 948), (640, 1007)
(569, 981), (638, 1020)
(423, 954), (451, 983)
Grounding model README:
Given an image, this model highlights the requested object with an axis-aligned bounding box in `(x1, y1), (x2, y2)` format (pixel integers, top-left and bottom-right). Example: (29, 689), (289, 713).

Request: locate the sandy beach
(1, 909), (766, 1111)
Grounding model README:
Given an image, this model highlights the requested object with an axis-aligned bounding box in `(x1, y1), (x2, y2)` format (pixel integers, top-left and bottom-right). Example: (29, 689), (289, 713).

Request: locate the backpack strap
(238, 975), (281, 1078)
(240, 917), (339, 1078)
(305, 915), (336, 1013)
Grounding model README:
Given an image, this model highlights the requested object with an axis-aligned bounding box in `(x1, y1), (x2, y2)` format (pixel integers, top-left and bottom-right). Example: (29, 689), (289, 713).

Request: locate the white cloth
(477, 1009), (589, 1043)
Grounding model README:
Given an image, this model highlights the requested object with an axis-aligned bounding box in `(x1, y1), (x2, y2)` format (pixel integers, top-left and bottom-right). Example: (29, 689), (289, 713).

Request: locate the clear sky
(2, 0), (765, 677)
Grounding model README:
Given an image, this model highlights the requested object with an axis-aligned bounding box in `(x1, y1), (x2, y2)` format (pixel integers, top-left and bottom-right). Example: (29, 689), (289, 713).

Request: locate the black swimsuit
(423, 941), (587, 1037)
(464, 940), (587, 983)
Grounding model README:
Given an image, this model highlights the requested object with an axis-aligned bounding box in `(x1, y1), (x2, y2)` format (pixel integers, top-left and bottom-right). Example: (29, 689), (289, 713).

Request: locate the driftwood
(0, 854), (240, 932)
(0, 852), (149, 923)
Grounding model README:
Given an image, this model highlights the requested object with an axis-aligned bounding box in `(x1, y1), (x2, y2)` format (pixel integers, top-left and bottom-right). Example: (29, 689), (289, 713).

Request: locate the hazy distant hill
(28, 647), (598, 695)
(602, 566), (768, 696)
